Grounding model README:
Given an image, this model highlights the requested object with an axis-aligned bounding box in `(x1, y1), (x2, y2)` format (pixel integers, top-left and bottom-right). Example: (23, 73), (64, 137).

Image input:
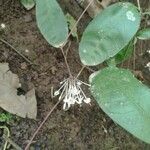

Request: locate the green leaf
(79, 2), (141, 66)
(90, 67), (150, 144)
(137, 28), (150, 40)
(36, 0), (68, 48)
(21, 0), (35, 10)
(0, 113), (12, 123)
(66, 13), (78, 40)
(110, 40), (134, 65)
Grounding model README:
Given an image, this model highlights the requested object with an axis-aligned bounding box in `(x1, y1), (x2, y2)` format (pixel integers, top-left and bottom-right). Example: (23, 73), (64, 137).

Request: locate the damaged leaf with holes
(79, 2), (141, 66)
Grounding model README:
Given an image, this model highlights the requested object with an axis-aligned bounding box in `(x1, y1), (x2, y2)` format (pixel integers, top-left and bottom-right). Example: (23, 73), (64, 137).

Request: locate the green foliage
(21, 0), (35, 10)
(0, 113), (12, 123)
(108, 40), (134, 65)
(36, 0), (68, 48)
(79, 2), (141, 66)
(137, 28), (150, 40)
(34, 0), (150, 144)
(66, 13), (78, 40)
(90, 67), (150, 144)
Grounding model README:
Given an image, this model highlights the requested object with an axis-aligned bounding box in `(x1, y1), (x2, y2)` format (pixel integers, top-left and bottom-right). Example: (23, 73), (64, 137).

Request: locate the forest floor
(0, 0), (150, 149)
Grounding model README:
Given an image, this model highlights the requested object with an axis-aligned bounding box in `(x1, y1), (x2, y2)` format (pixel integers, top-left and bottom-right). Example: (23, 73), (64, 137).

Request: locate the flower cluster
(54, 77), (91, 110)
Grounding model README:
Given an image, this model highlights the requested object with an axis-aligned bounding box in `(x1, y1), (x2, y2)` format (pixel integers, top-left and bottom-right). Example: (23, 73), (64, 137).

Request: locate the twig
(0, 39), (34, 65)
(0, 126), (10, 150)
(3, 135), (22, 150)
(0, 126), (22, 150)
(24, 100), (62, 150)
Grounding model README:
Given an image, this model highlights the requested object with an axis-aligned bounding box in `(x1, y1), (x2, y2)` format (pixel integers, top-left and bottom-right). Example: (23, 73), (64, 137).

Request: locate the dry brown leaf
(0, 63), (37, 119)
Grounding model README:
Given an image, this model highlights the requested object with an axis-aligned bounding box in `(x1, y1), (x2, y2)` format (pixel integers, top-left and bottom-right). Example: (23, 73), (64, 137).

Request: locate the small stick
(0, 126), (10, 150)
(0, 38), (33, 65)
(3, 135), (23, 150)
(24, 100), (62, 150)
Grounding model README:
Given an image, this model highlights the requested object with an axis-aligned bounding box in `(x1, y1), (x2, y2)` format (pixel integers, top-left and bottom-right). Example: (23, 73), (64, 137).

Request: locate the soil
(0, 0), (150, 149)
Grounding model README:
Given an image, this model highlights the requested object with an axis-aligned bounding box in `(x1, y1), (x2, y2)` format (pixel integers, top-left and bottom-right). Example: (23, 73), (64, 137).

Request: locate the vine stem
(0, 39), (33, 65)
(60, 0), (94, 77)
(76, 66), (85, 79)
(24, 100), (62, 150)
(25, 1), (94, 149)
(65, 0), (94, 43)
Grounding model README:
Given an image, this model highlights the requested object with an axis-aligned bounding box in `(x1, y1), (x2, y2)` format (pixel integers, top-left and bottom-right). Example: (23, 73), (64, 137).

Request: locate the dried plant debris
(0, 63), (37, 119)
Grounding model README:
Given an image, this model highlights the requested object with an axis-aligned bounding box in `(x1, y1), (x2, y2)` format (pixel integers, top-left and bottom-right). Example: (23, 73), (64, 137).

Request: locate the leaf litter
(0, 63), (37, 119)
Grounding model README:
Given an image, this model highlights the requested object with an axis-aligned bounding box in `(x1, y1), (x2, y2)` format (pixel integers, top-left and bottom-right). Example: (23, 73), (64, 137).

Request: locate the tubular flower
(54, 77), (91, 110)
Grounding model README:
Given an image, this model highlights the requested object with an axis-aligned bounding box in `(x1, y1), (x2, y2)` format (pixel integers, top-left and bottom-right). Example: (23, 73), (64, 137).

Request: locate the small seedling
(0, 113), (12, 124)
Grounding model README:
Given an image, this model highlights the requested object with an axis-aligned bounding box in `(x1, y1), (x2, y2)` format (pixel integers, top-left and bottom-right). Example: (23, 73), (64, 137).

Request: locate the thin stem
(65, 41), (71, 57)
(60, 0), (94, 76)
(3, 136), (22, 150)
(0, 126), (10, 150)
(25, 1), (95, 149)
(133, 45), (136, 70)
(0, 39), (33, 65)
(60, 47), (72, 77)
(76, 66), (85, 79)
(76, 60), (95, 73)
(137, 0), (141, 13)
(24, 100), (62, 150)
(64, 0), (94, 44)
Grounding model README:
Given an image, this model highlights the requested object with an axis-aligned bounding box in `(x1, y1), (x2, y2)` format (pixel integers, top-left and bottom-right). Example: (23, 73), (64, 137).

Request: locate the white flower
(0, 23), (6, 29)
(54, 77), (91, 110)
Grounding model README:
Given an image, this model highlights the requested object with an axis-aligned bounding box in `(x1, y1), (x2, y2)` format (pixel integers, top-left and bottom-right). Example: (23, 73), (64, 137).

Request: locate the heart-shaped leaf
(36, 0), (68, 47)
(79, 2), (141, 66)
(90, 67), (150, 144)
(137, 28), (150, 40)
